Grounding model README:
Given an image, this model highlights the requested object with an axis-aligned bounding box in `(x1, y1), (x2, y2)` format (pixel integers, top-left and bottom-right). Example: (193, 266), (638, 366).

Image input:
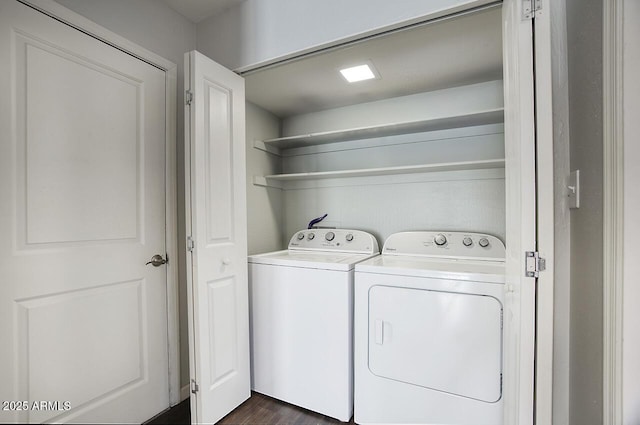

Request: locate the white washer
(354, 231), (506, 425)
(248, 229), (379, 422)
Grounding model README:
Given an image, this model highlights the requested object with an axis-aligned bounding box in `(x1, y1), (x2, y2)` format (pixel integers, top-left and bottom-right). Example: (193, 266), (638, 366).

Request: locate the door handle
(375, 319), (384, 345)
(146, 254), (168, 267)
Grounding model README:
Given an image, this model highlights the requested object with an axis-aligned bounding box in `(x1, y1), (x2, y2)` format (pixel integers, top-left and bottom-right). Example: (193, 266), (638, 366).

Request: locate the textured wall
(566, 0), (604, 423)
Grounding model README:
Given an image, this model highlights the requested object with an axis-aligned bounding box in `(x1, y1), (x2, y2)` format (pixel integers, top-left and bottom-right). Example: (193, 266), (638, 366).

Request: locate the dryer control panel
(382, 231), (505, 261)
(289, 229), (379, 254)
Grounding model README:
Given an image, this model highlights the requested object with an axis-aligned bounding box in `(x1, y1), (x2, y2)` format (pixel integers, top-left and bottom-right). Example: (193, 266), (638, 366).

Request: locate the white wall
(54, 0), (197, 391)
(623, 1), (640, 422)
(245, 102), (283, 255)
(196, 0), (496, 71)
(282, 167), (505, 247)
(566, 0), (604, 423)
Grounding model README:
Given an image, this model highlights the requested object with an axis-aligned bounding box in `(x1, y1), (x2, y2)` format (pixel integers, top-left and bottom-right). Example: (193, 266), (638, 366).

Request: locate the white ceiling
(163, 0), (244, 23)
(244, 6), (503, 118)
(162, 3), (503, 118)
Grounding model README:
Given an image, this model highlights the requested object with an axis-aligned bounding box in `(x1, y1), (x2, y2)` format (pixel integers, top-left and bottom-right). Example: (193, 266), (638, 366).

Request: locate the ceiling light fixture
(339, 64), (377, 83)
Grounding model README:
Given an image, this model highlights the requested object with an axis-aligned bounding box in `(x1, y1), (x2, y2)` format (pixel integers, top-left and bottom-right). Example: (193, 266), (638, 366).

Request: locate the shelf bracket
(253, 140), (281, 156)
(253, 176), (283, 190)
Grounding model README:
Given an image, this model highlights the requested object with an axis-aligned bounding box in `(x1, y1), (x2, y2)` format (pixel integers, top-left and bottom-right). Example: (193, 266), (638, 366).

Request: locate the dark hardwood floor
(145, 392), (356, 425)
(146, 397), (190, 424)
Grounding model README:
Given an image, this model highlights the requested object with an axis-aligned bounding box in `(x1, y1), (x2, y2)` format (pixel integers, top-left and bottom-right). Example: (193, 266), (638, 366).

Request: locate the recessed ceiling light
(339, 64), (377, 83)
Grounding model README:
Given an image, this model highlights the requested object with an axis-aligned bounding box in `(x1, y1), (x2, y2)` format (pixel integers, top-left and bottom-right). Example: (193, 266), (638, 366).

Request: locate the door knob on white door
(222, 258), (231, 265)
(146, 254), (168, 267)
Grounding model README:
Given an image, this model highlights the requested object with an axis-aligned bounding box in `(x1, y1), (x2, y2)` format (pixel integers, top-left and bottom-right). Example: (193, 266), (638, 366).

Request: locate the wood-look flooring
(145, 392), (356, 425)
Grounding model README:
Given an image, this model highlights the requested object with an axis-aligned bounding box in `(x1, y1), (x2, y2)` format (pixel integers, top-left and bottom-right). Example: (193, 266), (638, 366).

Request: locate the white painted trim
(603, 0), (625, 423)
(532, 1), (555, 423)
(234, 0), (498, 74)
(183, 51), (198, 420)
(18, 0), (181, 408)
(180, 384), (191, 402)
(502, 0), (537, 424)
(17, 0), (176, 71)
(164, 67), (181, 408)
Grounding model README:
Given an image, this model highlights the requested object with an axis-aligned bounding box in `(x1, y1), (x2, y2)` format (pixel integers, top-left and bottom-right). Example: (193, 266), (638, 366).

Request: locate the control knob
(434, 234), (447, 246)
(478, 237), (490, 248)
(345, 234), (354, 242)
(463, 237), (473, 247)
(297, 233), (305, 240)
(325, 231), (335, 241)
(307, 233), (315, 240)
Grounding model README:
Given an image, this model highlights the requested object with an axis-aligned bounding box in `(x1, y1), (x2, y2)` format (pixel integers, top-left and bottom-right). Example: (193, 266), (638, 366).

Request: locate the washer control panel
(383, 231), (505, 261)
(289, 229), (379, 254)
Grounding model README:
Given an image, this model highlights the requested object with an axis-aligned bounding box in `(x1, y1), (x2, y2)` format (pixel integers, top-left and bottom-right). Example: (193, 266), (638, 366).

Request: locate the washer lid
(248, 249), (379, 271)
(355, 255), (505, 283)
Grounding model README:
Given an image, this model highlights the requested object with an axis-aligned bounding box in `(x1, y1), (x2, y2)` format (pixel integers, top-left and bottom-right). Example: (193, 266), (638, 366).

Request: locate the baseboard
(180, 384), (190, 402)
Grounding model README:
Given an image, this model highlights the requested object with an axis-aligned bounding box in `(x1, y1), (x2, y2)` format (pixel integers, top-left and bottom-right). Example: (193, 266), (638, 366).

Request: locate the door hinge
(185, 90), (193, 106)
(525, 251), (546, 278)
(190, 379), (199, 394)
(187, 236), (195, 252)
(522, 0), (542, 20)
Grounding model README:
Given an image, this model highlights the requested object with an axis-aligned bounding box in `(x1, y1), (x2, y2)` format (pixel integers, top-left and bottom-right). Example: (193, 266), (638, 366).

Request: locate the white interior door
(184, 50), (250, 424)
(0, 2), (169, 423)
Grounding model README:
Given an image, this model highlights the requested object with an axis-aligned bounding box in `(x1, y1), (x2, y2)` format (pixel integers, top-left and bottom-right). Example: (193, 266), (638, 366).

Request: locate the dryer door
(368, 283), (503, 403)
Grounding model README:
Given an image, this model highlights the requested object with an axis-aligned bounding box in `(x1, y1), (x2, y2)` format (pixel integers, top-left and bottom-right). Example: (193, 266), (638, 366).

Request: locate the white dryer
(248, 229), (379, 422)
(354, 231), (505, 425)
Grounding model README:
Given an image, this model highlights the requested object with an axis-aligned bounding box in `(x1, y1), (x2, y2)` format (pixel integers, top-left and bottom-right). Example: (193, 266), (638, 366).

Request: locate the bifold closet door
(184, 50), (250, 425)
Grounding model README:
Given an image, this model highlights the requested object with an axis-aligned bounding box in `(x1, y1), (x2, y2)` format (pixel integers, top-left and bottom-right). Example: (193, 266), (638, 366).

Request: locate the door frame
(602, 0), (624, 423)
(17, 0), (181, 406)
(530, 0), (556, 423)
